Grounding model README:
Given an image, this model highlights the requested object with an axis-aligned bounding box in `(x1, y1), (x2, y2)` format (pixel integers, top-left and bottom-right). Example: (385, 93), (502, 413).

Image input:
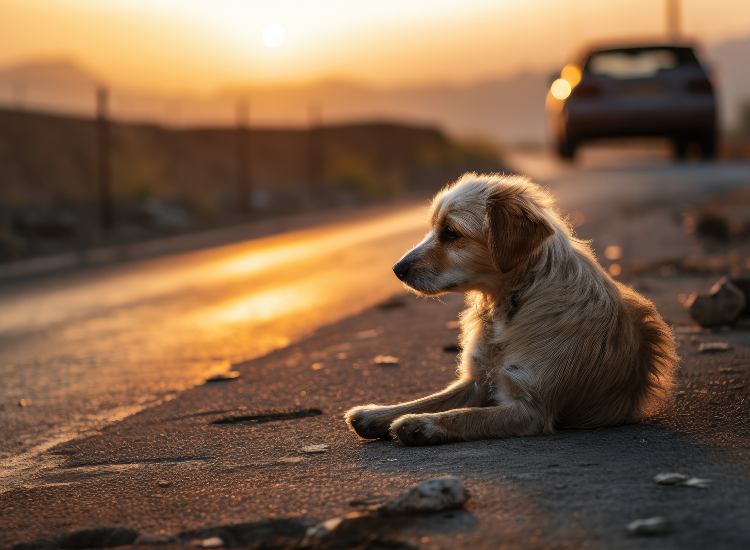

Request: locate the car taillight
(687, 77), (713, 93)
(572, 82), (602, 98)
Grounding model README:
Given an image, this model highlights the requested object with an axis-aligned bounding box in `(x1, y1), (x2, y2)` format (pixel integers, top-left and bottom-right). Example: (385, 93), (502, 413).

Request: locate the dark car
(546, 42), (718, 161)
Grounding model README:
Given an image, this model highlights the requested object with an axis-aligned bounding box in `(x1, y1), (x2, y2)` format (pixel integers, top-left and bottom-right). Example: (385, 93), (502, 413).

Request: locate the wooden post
(236, 98), (252, 213)
(96, 86), (114, 230)
(307, 103), (323, 201)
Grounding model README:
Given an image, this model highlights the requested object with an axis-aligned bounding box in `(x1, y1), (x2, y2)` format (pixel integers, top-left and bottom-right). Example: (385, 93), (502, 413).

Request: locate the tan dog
(345, 173), (677, 445)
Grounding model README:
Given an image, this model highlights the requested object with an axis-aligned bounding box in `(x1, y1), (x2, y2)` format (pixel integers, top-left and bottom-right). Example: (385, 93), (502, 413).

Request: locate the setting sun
(261, 23), (286, 49)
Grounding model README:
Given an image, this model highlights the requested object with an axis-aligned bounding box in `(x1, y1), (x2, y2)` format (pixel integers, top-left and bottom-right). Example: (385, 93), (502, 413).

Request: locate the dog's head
(393, 174), (555, 295)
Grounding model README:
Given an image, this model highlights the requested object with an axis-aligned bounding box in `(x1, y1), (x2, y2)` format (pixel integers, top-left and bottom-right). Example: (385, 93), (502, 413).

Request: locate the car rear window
(584, 47), (699, 78)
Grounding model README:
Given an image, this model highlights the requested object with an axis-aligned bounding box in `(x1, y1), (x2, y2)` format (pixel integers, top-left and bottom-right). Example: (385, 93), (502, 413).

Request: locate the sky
(2, 0), (750, 92)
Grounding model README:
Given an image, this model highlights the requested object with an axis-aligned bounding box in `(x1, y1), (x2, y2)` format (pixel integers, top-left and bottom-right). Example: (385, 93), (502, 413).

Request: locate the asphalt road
(1, 145), (749, 491)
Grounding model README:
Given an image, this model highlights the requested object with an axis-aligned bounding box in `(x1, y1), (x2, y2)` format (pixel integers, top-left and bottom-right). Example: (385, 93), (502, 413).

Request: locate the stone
(205, 371), (240, 383)
(195, 536), (224, 548)
(626, 516), (672, 536)
(686, 277), (746, 327)
(654, 472), (688, 485)
(301, 444), (329, 454)
(373, 355), (399, 366)
(382, 476), (468, 514)
(698, 342), (731, 353)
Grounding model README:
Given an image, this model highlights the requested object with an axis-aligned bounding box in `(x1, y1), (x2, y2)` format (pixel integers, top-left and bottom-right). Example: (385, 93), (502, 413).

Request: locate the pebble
(17, 398), (31, 407)
(195, 536), (224, 548)
(373, 355), (399, 366)
(302, 444), (329, 454)
(653, 472), (688, 485)
(686, 277), (746, 327)
(626, 516), (672, 536)
(654, 472), (711, 488)
(356, 329), (381, 339)
(157, 480), (172, 488)
(205, 371), (240, 383)
(382, 476), (468, 514)
(698, 342), (731, 353)
(278, 456), (304, 464)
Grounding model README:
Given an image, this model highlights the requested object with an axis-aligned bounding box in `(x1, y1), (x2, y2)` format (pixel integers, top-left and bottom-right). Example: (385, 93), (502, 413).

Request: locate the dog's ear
(487, 189), (553, 273)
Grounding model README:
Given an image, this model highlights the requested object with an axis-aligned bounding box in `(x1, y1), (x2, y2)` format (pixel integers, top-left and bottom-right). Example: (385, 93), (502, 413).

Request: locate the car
(546, 41), (718, 161)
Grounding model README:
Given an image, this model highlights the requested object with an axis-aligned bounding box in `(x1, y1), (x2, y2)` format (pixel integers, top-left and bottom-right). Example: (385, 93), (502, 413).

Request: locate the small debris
(205, 371), (240, 383)
(195, 536), (224, 548)
(311, 362), (325, 371)
(157, 479), (173, 488)
(682, 477), (712, 488)
(698, 342), (732, 353)
(442, 344), (461, 353)
(686, 277), (746, 327)
(382, 476), (468, 514)
(301, 444), (329, 454)
(373, 355), (399, 366)
(356, 328), (381, 339)
(626, 516), (672, 536)
(278, 456), (304, 464)
(17, 398), (31, 407)
(377, 297), (406, 310)
(654, 472), (712, 488)
(653, 472), (688, 485)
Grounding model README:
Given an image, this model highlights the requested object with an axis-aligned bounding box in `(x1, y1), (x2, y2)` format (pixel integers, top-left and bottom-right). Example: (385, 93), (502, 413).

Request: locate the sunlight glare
(262, 23), (287, 49)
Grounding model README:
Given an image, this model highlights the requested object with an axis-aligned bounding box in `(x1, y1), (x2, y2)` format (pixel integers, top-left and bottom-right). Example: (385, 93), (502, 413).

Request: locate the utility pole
(666, 0), (681, 41)
(96, 86), (114, 231)
(307, 103), (323, 203)
(235, 97), (252, 214)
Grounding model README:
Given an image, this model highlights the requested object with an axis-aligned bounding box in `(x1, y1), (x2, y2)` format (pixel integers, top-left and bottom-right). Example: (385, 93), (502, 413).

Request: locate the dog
(345, 173), (677, 446)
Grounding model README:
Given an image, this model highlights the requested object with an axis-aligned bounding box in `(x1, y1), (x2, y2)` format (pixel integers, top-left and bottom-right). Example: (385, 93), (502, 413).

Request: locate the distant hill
(1, 32), (748, 144)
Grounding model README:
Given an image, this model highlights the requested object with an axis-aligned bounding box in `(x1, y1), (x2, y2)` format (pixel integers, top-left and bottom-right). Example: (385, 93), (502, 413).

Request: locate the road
(1, 145), (749, 487)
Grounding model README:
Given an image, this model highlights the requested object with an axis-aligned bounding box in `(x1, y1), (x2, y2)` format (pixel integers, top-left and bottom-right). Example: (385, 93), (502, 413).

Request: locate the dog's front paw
(390, 414), (446, 446)
(344, 405), (393, 440)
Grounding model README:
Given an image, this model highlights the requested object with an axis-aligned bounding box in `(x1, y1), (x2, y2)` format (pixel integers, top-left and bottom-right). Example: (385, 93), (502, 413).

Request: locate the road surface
(1, 145), (748, 487)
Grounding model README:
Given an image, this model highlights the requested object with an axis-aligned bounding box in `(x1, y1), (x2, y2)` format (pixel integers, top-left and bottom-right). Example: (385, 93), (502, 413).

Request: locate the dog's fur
(345, 173), (678, 445)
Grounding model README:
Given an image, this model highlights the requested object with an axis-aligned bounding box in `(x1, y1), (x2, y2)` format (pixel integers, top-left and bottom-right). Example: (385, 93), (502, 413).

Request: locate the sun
(261, 23), (286, 49)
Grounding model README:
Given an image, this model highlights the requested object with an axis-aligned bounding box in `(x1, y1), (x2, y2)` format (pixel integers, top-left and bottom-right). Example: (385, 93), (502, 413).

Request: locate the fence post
(96, 86), (114, 231)
(307, 103), (323, 202)
(236, 98), (252, 214)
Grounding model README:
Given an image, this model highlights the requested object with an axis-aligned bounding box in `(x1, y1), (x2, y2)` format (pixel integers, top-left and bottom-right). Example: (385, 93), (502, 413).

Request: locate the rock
(205, 371), (240, 383)
(626, 516), (672, 536)
(698, 341), (731, 353)
(382, 476), (468, 514)
(17, 398), (31, 407)
(157, 479), (173, 488)
(654, 472), (712, 488)
(195, 536), (224, 548)
(682, 477), (712, 488)
(686, 277), (746, 327)
(695, 212), (730, 241)
(278, 456), (304, 464)
(301, 444), (329, 454)
(654, 472), (688, 485)
(373, 355), (399, 366)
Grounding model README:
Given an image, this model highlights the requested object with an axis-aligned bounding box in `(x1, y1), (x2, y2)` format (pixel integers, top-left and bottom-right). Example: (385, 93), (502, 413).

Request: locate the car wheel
(557, 137), (577, 161)
(699, 134), (718, 161)
(672, 140), (688, 161)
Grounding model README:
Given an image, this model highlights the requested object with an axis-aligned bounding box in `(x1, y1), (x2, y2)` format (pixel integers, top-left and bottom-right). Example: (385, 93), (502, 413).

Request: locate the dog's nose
(393, 259), (411, 281)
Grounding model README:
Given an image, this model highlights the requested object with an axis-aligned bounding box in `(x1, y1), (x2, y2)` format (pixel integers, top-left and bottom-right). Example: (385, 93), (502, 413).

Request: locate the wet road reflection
(0, 204), (428, 465)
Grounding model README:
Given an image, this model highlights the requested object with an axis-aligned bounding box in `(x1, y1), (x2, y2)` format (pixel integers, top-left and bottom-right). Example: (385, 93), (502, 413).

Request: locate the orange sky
(2, 0), (750, 92)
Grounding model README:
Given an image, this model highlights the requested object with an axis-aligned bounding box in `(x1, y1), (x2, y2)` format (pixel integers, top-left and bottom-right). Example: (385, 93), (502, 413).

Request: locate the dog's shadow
(354, 421), (750, 548)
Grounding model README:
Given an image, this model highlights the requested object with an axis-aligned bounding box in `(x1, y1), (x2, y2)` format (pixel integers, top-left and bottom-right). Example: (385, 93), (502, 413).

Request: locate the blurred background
(1, 0), (749, 262)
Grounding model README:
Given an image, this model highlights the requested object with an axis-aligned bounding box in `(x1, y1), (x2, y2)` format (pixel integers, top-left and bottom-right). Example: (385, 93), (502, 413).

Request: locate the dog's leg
(391, 401), (544, 445)
(345, 379), (482, 440)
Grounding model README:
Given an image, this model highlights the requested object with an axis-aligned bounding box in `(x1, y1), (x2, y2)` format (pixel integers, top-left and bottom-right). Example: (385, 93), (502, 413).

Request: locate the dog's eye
(440, 226), (461, 242)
